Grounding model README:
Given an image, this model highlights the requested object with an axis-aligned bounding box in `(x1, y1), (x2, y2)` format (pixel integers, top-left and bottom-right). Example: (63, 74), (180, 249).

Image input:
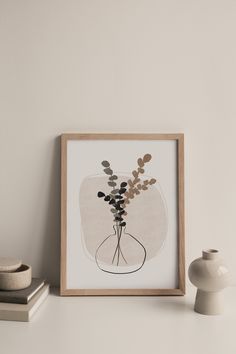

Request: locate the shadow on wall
(40, 136), (61, 286)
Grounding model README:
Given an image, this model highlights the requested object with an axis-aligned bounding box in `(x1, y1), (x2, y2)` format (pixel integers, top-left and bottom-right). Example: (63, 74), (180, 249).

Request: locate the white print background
(67, 139), (178, 289)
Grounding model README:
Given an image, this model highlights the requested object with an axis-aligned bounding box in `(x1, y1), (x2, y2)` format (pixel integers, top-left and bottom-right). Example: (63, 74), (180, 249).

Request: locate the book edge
(0, 284), (49, 322)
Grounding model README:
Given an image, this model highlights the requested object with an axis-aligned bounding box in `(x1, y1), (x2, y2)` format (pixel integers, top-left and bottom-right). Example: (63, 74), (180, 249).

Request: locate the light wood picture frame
(61, 133), (185, 296)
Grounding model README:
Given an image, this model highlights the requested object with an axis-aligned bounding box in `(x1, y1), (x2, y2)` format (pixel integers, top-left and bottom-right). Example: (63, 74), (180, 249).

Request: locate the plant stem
(112, 223), (127, 265)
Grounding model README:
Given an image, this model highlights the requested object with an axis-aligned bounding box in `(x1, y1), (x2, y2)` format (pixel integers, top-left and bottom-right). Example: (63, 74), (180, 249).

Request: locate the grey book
(0, 278), (45, 304)
(0, 284), (49, 322)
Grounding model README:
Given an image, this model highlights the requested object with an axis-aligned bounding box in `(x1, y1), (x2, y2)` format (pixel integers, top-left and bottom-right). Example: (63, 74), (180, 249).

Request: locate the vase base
(95, 228), (147, 274)
(194, 289), (224, 315)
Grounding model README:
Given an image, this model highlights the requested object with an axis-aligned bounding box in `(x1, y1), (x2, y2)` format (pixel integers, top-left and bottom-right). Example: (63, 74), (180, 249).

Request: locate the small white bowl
(0, 264), (32, 290)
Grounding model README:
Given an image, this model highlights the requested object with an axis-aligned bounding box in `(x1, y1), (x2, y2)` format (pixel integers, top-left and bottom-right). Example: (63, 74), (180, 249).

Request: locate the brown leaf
(149, 178), (157, 185)
(142, 186), (148, 190)
(137, 158), (144, 167)
(143, 153), (152, 163)
(138, 168), (144, 174)
(132, 170), (138, 178)
(128, 179), (133, 187)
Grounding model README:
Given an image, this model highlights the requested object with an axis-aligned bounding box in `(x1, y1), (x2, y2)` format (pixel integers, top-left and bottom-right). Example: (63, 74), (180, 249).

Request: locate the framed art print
(60, 134), (185, 295)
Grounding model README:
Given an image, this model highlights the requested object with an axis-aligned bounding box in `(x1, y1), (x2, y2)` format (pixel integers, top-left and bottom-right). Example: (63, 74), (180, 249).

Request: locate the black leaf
(117, 199), (125, 204)
(120, 182), (127, 188)
(109, 199), (116, 205)
(115, 195), (122, 199)
(104, 195), (110, 201)
(97, 191), (105, 198)
(120, 222), (126, 227)
(119, 188), (126, 194)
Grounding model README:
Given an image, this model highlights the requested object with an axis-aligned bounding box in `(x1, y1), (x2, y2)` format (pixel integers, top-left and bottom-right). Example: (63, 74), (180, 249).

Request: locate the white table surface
(0, 286), (235, 354)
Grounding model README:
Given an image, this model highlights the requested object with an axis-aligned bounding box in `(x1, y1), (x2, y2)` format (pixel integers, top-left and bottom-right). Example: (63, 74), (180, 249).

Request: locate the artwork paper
(66, 139), (179, 289)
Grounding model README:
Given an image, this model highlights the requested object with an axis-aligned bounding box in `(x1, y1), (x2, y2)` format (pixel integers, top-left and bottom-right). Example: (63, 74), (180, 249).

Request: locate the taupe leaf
(109, 175), (118, 180)
(108, 181), (116, 187)
(102, 160), (110, 167)
(103, 168), (113, 175)
(111, 189), (119, 194)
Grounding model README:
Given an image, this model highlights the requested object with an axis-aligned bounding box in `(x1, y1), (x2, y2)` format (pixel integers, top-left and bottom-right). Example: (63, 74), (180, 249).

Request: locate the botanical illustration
(95, 154), (157, 274)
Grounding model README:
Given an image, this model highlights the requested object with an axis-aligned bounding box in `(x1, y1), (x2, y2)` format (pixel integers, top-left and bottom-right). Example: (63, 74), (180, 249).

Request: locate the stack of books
(0, 278), (49, 321)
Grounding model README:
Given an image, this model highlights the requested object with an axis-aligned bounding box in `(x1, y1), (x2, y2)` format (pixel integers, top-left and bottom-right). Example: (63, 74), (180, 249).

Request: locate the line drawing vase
(95, 223), (146, 274)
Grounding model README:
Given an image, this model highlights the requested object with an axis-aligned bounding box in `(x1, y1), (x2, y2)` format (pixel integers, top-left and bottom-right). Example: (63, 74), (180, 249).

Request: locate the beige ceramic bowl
(0, 257), (22, 272)
(0, 264), (32, 290)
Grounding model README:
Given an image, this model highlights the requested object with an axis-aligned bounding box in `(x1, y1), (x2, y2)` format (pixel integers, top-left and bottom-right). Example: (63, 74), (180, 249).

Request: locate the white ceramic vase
(188, 249), (230, 315)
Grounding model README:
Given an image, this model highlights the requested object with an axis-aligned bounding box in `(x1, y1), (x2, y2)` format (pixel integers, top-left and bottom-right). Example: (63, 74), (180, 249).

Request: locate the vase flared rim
(202, 249), (219, 260)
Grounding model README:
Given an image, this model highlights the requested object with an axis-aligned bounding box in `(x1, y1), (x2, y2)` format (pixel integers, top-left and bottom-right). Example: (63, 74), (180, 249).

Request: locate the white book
(0, 284), (49, 322)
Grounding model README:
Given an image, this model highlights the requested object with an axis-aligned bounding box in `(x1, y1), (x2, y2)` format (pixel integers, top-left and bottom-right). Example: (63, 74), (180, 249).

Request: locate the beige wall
(0, 0), (235, 286)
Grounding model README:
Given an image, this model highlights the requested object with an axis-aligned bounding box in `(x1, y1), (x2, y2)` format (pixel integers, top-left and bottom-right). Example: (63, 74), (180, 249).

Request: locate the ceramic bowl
(0, 257), (22, 272)
(0, 264), (32, 290)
